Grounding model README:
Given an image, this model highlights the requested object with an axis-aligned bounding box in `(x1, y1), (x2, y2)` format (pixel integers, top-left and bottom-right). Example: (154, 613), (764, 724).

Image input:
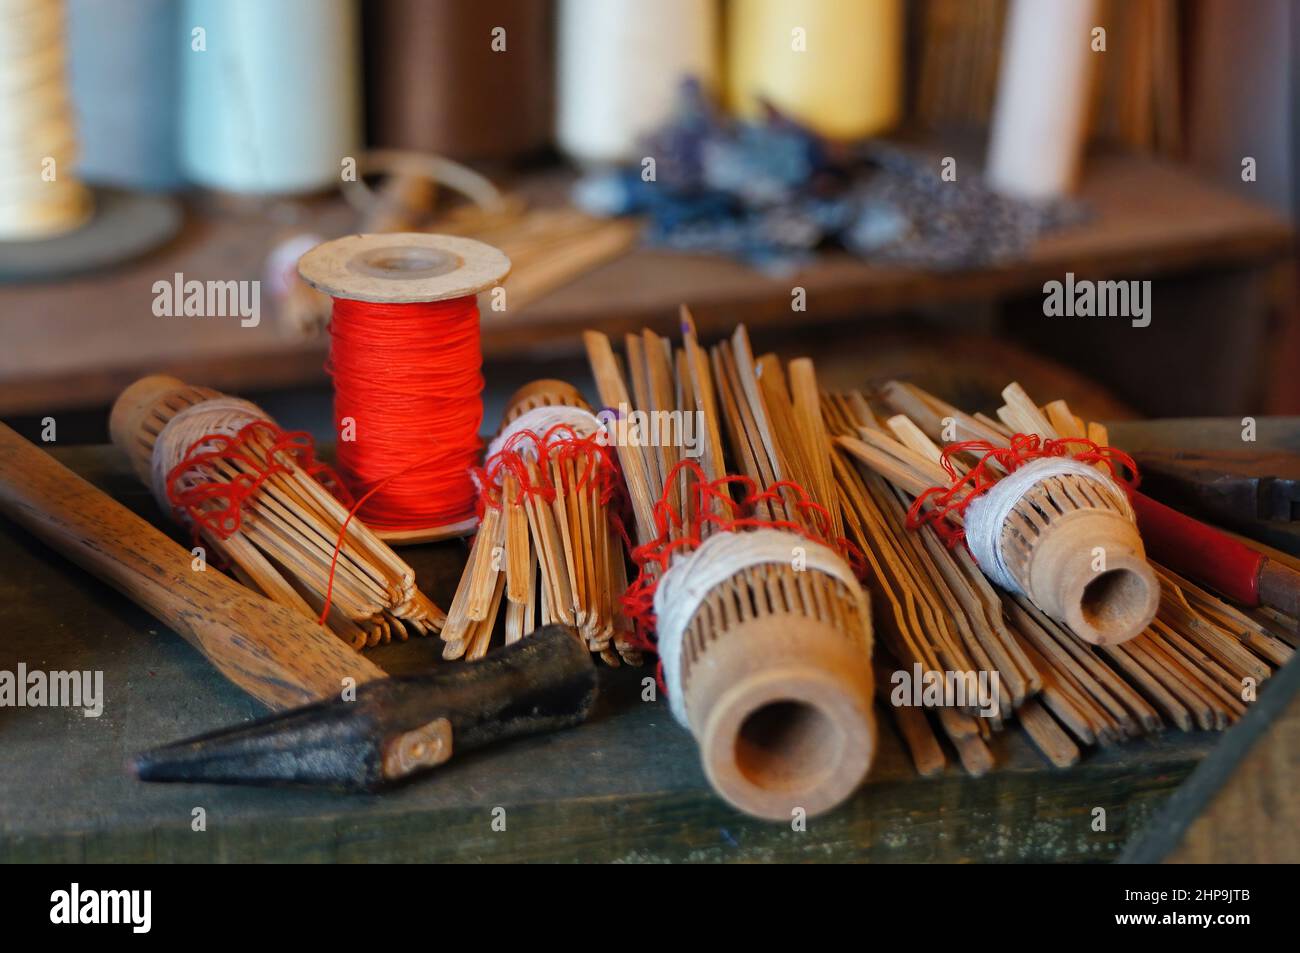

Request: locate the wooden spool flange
(1001, 473), (1159, 645)
(297, 233), (512, 544)
(677, 562), (876, 820)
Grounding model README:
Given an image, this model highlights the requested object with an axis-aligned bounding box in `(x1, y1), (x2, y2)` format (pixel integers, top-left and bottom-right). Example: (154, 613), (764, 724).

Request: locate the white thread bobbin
(650, 527), (875, 820)
(148, 397), (269, 521)
(962, 456), (1157, 645)
(654, 528), (863, 723)
(965, 457), (1129, 591)
(486, 405), (602, 462)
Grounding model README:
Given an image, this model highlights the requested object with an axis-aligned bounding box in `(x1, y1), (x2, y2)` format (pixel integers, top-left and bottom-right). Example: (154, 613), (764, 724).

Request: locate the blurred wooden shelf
(0, 152), (1291, 416)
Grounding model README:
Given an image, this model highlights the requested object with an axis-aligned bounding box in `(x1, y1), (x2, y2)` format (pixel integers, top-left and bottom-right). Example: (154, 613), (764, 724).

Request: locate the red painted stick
(1130, 491), (1262, 603)
(1131, 490), (1299, 618)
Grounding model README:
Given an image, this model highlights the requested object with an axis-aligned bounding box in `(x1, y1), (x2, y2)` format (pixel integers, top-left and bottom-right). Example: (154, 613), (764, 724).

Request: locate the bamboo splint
(587, 315), (875, 821)
(440, 379), (635, 665)
(830, 380), (1293, 777)
(110, 375), (445, 649)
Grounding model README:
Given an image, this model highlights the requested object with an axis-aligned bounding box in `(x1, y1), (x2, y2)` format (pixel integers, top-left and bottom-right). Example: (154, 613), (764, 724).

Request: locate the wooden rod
(0, 423), (384, 710)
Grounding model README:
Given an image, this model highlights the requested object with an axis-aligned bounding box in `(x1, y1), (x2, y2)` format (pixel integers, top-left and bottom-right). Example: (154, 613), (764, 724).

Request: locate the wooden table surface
(0, 445), (1223, 863)
(0, 152), (1291, 416)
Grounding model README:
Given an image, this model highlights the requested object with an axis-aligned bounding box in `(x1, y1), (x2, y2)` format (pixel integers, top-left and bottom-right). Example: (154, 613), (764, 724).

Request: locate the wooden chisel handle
(0, 423), (384, 710)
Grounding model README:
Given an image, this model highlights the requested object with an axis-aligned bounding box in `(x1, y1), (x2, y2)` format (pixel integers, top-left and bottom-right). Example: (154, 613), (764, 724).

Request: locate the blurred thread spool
(180, 0), (361, 195)
(0, 0), (92, 241)
(66, 0), (184, 191)
(726, 0), (903, 141)
(365, 0), (552, 163)
(556, 0), (720, 164)
(986, 0), (1100, 199)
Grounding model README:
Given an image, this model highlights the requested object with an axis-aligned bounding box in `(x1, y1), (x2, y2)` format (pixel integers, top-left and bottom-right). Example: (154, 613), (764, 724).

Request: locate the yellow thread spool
(726, 0), (903, 141)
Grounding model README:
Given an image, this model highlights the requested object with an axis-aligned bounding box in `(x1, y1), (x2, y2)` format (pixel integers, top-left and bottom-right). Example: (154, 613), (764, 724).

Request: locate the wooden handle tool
(0, 422), (384, 710)
(131, 624), (597, 791)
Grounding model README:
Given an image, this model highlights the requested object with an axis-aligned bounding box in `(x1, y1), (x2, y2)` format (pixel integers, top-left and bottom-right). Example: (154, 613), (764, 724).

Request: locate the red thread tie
(622, 459), (866, 690)
(475, 422), (624, 510)
(165, 420), (352, 543)
(905, 435), (1139, 547)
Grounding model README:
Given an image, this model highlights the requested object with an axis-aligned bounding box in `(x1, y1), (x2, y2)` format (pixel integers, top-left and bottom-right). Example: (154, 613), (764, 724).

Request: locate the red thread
(165, 420), (352, 543)
(622, 459), (865, 688)
(163, 416), (427, 627)
(905, 435), (1139, 547)
(327, 295), (484, 532)
(474, 422), (623, 510)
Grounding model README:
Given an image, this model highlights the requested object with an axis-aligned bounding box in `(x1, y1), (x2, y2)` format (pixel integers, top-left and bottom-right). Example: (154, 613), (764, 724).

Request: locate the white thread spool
(556, 0), (720, 164)
(986, 0), (1100, 199)
(180, 0), (361, 195)
(0, 0), (92, 240)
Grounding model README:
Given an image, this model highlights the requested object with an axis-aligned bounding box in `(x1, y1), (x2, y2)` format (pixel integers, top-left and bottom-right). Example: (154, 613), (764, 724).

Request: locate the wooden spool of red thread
(298, 233), (511, 544)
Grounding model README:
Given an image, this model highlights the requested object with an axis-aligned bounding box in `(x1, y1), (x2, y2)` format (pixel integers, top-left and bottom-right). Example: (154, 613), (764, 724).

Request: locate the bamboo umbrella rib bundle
(586, 314), (875, 820)
(440, 379), (636, 665)
(110, 375), (445, 650)
(839, 381), (1160, 646)
(829, 379), (1294, 775)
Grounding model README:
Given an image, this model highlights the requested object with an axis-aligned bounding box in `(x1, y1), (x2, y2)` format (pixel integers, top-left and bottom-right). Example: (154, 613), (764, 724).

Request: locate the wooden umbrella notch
(110, 374), (446, 650)
(586, 316), (876, 821)
(440, 378), (638, 664)
(636, 502), (876, 821)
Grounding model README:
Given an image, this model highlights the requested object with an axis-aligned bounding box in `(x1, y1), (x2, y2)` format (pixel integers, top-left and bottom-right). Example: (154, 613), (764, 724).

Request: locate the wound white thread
(654, 528), (862, 726)
(485, 405), (602, 461)
(964, 456), (1134, 593)
(150, 397), (270, 520)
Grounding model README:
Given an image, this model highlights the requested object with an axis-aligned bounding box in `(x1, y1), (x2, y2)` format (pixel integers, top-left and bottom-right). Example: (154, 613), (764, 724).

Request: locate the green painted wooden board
(0, 446), (1217, 862)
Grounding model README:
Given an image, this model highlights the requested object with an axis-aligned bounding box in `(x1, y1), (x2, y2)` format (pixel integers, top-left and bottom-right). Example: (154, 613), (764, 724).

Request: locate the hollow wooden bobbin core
(678, 563), (876, 821)
(297, 233), (512, 544)
(1001, 473), (1158, 645)
(109, 374), (221, 484)
(502, 379), (591, 422)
